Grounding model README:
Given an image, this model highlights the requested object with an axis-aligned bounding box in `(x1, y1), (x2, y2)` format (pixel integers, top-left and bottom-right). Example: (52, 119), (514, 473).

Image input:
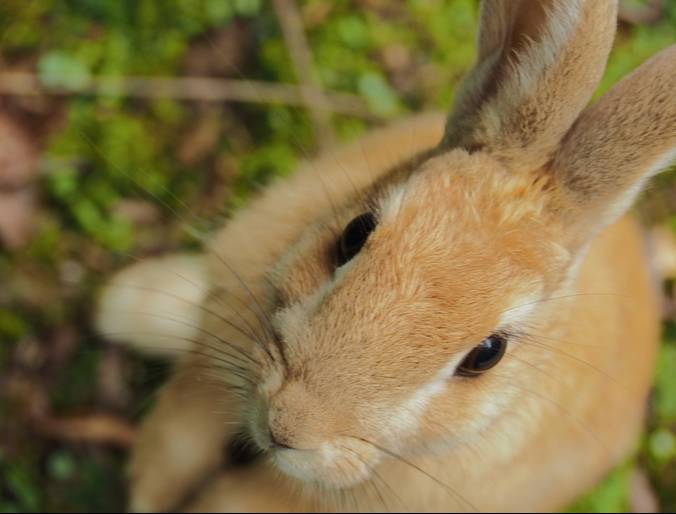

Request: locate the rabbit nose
(267, 401), (303, 450)
(266, 381), (328, 450)
(268, 429), (294, 450)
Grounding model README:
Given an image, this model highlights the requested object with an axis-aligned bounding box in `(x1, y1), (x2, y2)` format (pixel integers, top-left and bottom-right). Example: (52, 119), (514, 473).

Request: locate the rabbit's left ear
(549, 45), (676, 249)
(442, 0), (617, 169)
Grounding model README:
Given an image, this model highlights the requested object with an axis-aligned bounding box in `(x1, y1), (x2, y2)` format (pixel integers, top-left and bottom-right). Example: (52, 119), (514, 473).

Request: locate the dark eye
(336, 212), (377, 267)
(456, 334), (507, 377)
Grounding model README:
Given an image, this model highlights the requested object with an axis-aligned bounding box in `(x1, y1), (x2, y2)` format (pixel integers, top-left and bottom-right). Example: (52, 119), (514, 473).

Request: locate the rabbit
(96, 0), (676, 512)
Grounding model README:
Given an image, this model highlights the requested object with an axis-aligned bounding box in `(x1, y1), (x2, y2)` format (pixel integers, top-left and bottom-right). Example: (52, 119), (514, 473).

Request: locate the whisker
(344, 435), (479, 512)
(90, 279), (269, 358)
(305, 161), (346, 238)
(163, 352), (255, 381)
(498, 291), (632, 320)
(154, 351), (255, 387)
(79, 130), (209, 232)
(340, 444), (398, 512)
(186, 365), (252, 394)
(101, 329), (254, 371)
(370, 465), (405, 512)
(336, 458), (366, 512)
(99, 308), (259, 366)
(490, 373), (614, 459)
(516, 323), (614, 349)
(512, 335), (630, 394)
(204, 244), (280, 362)
(110, 250), (273, 349)
(209, 286), (273, 350)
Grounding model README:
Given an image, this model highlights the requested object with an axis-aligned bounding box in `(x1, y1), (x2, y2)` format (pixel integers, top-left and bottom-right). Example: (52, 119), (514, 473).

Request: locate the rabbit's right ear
(442, 0), (618, 169)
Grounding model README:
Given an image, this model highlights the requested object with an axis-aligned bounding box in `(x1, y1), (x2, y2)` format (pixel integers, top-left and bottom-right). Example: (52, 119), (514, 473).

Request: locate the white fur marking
(388, 354), (466, 437)
(273, 257), (357, 338)
(379, 183), (408, 220)
(497, 291), (543, 328)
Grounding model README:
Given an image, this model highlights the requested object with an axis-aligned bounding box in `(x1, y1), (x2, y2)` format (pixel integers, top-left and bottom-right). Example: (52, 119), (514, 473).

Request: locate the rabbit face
(244, 150), (571, 487)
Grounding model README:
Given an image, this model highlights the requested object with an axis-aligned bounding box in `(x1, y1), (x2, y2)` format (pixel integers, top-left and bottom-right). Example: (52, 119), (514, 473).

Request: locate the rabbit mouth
(270, 437), (379, 489)
(242, 400), (378, 488)
(222, 425), (374, 489)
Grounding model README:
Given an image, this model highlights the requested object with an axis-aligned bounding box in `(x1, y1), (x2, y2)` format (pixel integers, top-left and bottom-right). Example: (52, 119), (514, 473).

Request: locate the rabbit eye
(456, 334), (507, 377)
(336, 212), (377, 267)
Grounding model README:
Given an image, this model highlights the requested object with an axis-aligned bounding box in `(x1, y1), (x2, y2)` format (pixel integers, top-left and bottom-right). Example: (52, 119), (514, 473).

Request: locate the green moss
(0, 309), (28, 343)
(0, 457), (42, 513)
(655, 337), (676, 423)
(50, 342), (102, 412)
(566, 463), (632, 513)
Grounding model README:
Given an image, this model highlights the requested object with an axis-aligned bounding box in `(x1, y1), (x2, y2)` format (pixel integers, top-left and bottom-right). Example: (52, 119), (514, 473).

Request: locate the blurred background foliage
(0, 0), (674, 512)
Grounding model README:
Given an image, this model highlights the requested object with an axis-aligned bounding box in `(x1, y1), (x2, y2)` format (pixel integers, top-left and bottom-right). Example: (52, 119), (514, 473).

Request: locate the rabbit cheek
(383, 354), (466, 440)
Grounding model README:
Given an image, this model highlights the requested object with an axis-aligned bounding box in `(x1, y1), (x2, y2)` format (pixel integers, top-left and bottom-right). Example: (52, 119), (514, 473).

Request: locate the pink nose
(266, 403), (298, 449)
(264, 381), (329, 450)
(269, 429), (294, 450)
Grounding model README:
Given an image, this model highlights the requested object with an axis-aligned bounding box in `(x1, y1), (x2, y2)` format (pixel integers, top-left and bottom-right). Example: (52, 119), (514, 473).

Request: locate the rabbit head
(229, 0), (676, 490)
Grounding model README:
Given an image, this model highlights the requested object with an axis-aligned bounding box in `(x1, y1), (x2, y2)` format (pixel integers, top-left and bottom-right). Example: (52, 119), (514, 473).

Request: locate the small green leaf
(566, 463), (631, 513)
(649, 428), (675, 463)
(48, 452), (76, 481)
(358, 72), (399, 117)
(38, 51), (91, 90)
(205, 0), (234, 24)
(48, 166), (79, 200)
(234, 0), (261, 16)
(336, 15), (370, 50)
(655, 343), (676, 422)
(0, 309), (27, 342)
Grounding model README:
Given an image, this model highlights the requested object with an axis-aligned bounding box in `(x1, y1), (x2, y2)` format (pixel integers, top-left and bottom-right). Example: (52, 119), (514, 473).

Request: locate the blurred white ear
(650, 225), (676, 280)
(96, 254), (207, 357)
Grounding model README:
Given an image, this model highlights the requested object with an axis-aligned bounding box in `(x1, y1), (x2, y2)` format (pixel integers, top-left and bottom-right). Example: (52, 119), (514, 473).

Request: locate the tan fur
(96, 1), (675, 511)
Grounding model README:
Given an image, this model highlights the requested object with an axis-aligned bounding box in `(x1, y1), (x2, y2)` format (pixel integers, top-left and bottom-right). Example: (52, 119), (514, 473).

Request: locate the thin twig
(0, 72), (378, 119)
(629, 467), (660, 513)
(33, 413), (137, 448)
(618, 0), (663, 25)
(273, 0), (335, 148)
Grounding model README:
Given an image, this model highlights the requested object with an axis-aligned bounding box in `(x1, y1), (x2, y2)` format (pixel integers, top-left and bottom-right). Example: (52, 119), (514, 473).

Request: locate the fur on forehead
(373, 150), (571, 291)
(379, 150), (554, 228)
